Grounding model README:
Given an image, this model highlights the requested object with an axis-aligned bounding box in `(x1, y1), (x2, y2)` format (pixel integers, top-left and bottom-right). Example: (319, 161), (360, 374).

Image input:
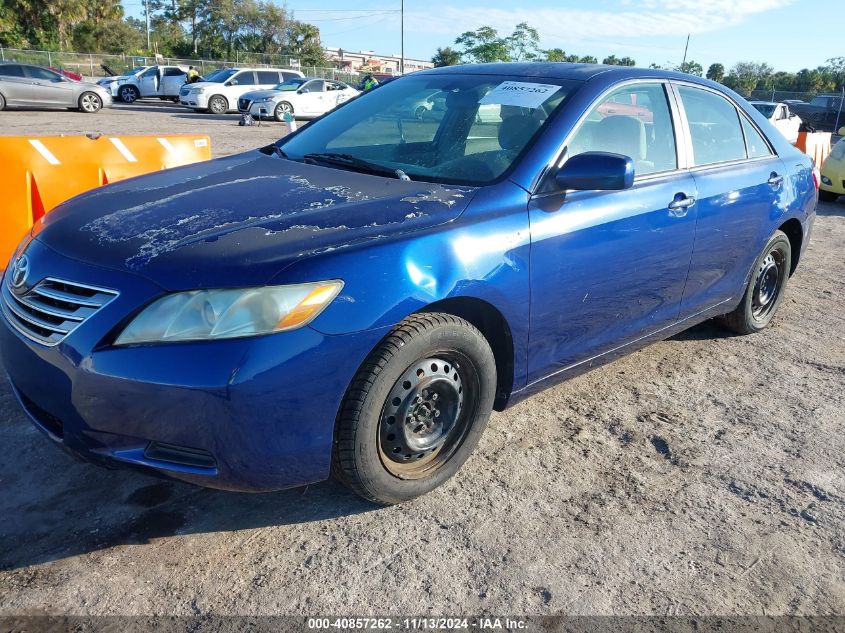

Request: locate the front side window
(279, 74), (579, 186)
(300, 80), (324, 93)
(567, 83), (677, 176)
(27, 66), (62, 81)
(232, 71), (256, 86)
(204, 68), (238, 84)
(679, 85), (747, 166)
(140, 67), (158, 78)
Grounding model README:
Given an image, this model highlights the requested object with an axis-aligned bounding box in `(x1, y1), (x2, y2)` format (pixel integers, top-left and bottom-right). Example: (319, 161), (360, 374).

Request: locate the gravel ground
(0, 103), (843, 617)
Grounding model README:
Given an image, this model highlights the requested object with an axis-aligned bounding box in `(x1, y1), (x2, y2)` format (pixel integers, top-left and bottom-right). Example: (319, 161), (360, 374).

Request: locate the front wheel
(333, 313), (496, 505)
(819, 189), (839, 203)
(118, 85), (139, 103)
(718, 230), (791, 334)
(273, 101), (293, 122)
(78, 92), (103, 113)
(207, 95), (228, 114)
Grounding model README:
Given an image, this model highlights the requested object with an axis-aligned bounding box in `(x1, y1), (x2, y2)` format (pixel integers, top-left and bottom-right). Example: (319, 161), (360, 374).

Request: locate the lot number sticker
(479, 81), (560, 108)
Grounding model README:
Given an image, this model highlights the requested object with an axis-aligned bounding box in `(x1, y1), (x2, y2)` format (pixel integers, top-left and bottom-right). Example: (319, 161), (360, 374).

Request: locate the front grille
(1, 276), (118, 346)
(238, 98), (251, 111)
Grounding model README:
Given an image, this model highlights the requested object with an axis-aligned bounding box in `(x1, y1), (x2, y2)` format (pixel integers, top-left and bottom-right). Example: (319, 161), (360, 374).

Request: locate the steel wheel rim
(751, 250), (785, 320)
(81, 94), (100, 112)
(377, 353), (472, 479)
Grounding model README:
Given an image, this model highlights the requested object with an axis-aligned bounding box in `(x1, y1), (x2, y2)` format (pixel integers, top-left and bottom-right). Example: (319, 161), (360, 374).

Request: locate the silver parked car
(0, 62), (112, 113)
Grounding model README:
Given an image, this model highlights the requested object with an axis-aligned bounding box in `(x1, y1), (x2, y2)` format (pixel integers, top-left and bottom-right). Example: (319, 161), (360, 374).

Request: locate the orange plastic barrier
(1, 134), (211, 265)
(794, 131), (832, 167)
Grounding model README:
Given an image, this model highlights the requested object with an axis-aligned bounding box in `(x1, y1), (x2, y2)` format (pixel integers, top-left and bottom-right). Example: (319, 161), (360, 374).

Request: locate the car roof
(418, 62), (726, 88)
(750, 101), (778, 105)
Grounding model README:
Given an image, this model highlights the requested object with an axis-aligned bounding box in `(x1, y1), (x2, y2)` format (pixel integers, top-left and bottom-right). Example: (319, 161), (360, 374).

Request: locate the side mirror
(297, 89), (304, 94)
(555, 152), (635, 191)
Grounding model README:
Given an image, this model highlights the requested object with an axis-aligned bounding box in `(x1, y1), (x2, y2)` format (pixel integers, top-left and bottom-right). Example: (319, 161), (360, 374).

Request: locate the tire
(78, 91), (102, 113)
(819, 189), (839, 203)
(333, 313), (497, 505)
(414, 105), (426, 120)
(208, 95), (228, 114)
(118, 85), (139, 103)
(718, 230), (791, 334)
(0, 92), (5, 111)
(273, 101), (293, 122)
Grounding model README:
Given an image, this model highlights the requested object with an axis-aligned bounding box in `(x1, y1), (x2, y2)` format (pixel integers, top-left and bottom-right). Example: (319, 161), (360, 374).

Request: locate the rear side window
(164, 67), (184, 76)
(567, 82), (677, 176)
(26, 66), (61, 81)
(678, 86), (746, 166)
(0, 65), (24, 77)
(280, 71), (300, 81)
(740, 116), (773, 159)
(257, 71), (279, 84)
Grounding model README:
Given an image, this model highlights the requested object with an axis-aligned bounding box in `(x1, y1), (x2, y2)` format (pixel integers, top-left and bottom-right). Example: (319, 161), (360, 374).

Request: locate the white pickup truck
(113, 65), (189, 103)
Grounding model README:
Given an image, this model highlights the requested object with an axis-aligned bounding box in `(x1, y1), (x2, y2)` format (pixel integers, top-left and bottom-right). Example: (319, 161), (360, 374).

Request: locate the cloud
(408, 0), (795, 47)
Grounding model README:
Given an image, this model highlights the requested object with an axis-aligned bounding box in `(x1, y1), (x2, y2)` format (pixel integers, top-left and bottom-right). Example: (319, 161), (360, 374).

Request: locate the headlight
(115, 281), (343, 345)
(257, 97), (275, 103)
(193, 87), (207, 94)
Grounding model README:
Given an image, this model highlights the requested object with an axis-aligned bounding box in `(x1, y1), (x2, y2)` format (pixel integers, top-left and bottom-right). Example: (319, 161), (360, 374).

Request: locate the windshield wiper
(303, 152), (410, 180)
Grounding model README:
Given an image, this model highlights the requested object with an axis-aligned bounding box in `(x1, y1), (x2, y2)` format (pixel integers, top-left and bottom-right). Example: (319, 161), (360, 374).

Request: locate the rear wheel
(718, 230), (791, 334)
(333, 313), (496, 505)
(78, 92), (102, 113)
(819, 189), (839, 202)
(118, 85), (139, 103)
(208, 95), (228, 114)
(273, 101), (293, 122)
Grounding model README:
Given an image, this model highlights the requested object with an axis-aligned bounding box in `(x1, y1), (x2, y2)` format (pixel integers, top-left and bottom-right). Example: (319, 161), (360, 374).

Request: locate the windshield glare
(752, 103), (777, 117)
(275, 78), (307, 91)
(278, 74), (579, 186)
(204, 68), (237, 83)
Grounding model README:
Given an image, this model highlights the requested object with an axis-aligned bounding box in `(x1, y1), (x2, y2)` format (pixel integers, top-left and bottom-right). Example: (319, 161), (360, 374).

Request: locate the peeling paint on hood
(33, 150), (475, 290)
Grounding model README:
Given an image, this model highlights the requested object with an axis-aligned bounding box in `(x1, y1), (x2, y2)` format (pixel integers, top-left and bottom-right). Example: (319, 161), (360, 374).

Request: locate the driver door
(527, 81), (698, 384)
(138, 67), (158, 96)
(24, 65), (74, 106)
(298, 80), (326, 114)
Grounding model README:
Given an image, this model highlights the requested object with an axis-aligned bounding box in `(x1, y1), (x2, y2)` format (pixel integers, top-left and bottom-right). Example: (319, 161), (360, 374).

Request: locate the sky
(122, 0), (841, 71)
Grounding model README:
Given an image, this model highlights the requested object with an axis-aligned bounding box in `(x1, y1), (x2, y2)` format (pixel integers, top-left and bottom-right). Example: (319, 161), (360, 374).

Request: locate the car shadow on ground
(0, 394), (378, 571)
(667, 319), (733, 342)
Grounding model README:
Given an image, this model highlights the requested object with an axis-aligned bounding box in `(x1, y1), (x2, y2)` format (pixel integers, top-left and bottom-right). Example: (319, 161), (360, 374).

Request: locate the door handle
(767, 173), (784, 186)
(668, 193), (696, 215)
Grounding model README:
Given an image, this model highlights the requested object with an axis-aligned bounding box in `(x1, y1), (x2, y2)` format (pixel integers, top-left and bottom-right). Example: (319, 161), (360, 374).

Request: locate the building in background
(324, 47), (433, 76)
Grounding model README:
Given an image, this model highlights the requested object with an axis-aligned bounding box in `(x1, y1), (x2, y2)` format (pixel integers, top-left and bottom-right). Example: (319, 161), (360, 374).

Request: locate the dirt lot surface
(0, 103), (844, 617)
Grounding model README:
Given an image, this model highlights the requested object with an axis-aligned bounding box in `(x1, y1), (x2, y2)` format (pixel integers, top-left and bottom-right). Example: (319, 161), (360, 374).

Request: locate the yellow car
(820, 126), (845, 202)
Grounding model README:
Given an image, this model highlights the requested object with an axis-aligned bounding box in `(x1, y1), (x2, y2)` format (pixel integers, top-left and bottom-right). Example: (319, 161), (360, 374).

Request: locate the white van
(179, 68), (304, 114)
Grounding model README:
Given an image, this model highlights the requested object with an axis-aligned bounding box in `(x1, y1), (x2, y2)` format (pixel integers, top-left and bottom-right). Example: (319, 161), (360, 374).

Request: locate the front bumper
(180, 91), (208, 109)
(0, 238), (382, 491)
(820, 165), (845, 195)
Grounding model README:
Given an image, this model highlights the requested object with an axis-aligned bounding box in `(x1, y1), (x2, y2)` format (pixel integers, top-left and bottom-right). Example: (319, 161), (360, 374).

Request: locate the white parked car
(750, 101), (802, 143)
(113, 65), (189, 103)
(96, 66), (149, 96)
(179, 68), (304, 114)
(238, 77), (359, 121)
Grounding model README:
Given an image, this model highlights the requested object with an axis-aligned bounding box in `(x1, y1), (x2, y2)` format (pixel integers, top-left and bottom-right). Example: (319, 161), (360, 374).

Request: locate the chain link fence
(0, 47), (361, 85)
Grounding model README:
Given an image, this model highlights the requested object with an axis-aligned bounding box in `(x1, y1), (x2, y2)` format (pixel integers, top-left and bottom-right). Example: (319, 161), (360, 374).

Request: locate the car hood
(33, 150), (475, 291)
(240, 89), (283, 101)
(185, 81), (220, 91)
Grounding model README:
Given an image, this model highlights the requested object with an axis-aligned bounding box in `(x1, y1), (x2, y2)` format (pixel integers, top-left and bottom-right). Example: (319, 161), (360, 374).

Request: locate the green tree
(618, 56), (636, 66)
(506, 22), (540, 61)
(455, 26), (510, 63)
(544, 48), (566, 62)
(579, 55), (598, 64)
(678, 60), (703, 76)
(432, 47), (461, 67)
(706, 63), (725, 82)
(286, 21), (326, 67)
(602, 54), (620, 65)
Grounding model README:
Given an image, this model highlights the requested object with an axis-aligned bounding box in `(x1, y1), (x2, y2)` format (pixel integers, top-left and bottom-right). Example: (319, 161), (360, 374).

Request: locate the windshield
(275, 78), (308, 91)
(204, 68), (238, 83)
(278, 74), (580, 186)
(752, 103), (776, 117)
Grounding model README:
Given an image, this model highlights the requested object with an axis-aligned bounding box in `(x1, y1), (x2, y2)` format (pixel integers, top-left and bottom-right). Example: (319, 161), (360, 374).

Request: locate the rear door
(161, 67), (186, 96)
(527, 81), (699, 383)
(0, 64), (31, 105)
(673, 83), (785, 318)
(24, 65), (74, 106)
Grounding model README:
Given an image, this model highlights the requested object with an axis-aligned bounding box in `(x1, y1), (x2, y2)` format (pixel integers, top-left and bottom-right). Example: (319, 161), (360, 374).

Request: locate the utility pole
(145, 0), (151, 52)
(680, 33), (690, 70)
(400, 0), (404, 75)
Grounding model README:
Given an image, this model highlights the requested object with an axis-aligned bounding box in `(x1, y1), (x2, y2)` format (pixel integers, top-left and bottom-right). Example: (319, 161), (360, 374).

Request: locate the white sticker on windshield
(478, 81), (560, 109)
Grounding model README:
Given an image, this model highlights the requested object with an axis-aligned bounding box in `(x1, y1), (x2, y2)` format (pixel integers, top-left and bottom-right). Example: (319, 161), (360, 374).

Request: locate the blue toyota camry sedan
(1, 63), (819, 504)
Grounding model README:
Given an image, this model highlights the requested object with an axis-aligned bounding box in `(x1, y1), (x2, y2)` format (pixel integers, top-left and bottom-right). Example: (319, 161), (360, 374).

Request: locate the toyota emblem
(10, 255), (30, 289)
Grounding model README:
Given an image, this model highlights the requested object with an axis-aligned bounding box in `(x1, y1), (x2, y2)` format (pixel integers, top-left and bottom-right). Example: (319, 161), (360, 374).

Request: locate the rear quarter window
(678, 85), (747, 166)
